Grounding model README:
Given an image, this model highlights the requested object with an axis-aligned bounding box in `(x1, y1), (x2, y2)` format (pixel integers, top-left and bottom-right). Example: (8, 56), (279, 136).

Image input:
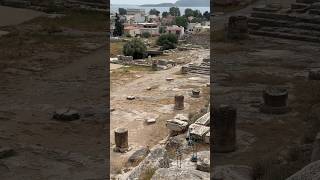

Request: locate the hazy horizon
(111, 0), (176, 5)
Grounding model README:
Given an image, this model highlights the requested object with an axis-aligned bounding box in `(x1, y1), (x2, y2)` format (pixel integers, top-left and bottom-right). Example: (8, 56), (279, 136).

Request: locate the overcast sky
(110, 0), (176, 5)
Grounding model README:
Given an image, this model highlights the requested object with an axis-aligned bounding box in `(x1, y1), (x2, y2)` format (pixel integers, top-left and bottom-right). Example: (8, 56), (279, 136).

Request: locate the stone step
(291, 3), (309, 9)
(310, 9), (320, 15)
(250, 29), (320, 43)
(248, 17), (320, 32)
(188, 71), (210, 75)
(296, 0), (320, 4)
(251, 12), (320, 24)
(262, 26), (320, 38)
(252, 6), (281, 12)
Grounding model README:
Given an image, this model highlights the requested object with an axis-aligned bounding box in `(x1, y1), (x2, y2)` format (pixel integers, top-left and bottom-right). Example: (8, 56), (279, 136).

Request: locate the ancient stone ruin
(191, 89), (201, 98)
(174, 95), (185, 110)
(53, 108), (80, 121)
(213, 104), (237, 153)
(114, 128), (129, 153)
(184, 58), (210, 76)
(260, 86), (290, 114)
(249, 0), (320, 43)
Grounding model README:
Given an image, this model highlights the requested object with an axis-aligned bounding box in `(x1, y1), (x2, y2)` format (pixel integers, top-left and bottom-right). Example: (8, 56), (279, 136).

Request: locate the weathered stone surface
(165, 134), (188, 150)
(311, 132), (320, 162)
(151, 167), (210, 180)
(213, 165), (253, 180)
(53, 108), (80, 121)
(122, 146), (170, 179)
(195, 112), (210, 126)
(128, 147), (150, 165)
(196, 151), (210, 172)
(0, 147), (15, 159)
(174, 114), (189, 123)
(166, 119), (188, 132)
(286, 160), (320, 180)
(189, 123), (210, 141)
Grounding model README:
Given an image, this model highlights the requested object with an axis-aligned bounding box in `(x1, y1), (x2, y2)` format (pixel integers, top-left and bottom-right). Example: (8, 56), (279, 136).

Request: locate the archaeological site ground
(212, 0), (320, 179)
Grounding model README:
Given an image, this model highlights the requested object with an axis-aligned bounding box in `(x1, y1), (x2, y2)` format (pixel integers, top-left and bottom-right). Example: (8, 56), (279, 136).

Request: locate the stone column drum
(152, 60), (158, 71)
(114, 128), (129, 153)
(192, 89), (200, 98)
(213, 104), (237, 153)
(311, 132), (320, 162)
(181, 66), (188, 74)
(309, 68), (320, 80)
(260, 86), (289, 114)
(174, 95), (184, 110)
(227, 16), (249, 40)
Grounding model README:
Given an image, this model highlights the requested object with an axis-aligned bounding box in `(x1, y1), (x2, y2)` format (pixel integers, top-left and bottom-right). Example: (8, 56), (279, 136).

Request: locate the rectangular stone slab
(166, 119), (188, 132)
(189, 123), (210, 141)
(195, 112), (210, 126)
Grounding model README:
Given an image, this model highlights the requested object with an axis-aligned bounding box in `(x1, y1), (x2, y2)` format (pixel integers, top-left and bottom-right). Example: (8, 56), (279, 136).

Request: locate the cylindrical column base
(174, 95), (184, 110)
(114, 128), (129, 153)
(213, 104), (237, 153)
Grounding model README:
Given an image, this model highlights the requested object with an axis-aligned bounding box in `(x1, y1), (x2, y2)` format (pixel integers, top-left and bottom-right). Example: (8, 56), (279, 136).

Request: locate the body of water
(111, 4), (210, 15)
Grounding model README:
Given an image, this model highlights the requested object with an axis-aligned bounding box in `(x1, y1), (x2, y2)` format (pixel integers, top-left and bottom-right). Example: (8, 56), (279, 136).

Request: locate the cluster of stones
(248, 0), (320, 43)
(166, 98), (210, 144)
(181, 58), (210, 75)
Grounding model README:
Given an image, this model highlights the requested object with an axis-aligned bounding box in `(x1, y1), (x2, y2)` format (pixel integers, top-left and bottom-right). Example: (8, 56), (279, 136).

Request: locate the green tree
(175, 16), (188, 29)
(193, 10), (202, 18)
(149, 8), (160, 16)
(118, 8), (127, 15)
(113, 13), (124, 37)
(162, 11), (169, 18)
(184, 8), (194, 17)
(157, 34), (178, 50)
(203, 11), (210, 21)
(169, 7), (181, 16)
(123, 38), (147, 59)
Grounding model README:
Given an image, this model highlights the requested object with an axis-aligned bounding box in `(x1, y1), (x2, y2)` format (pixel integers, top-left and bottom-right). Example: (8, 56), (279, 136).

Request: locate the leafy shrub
(157, 34), (178, 50)
(141, 32), (151, 38)
(123, 38), (147, 59)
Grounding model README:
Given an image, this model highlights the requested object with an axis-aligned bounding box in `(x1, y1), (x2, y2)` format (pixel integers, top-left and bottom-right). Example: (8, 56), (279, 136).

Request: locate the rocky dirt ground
(110, 48), (210, 176)
(213, 0), (320, 179)
(0, 5), (107, 180)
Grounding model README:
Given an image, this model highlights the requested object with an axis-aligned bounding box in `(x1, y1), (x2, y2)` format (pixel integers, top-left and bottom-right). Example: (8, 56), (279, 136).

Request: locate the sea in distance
(111, 4), (210, 15)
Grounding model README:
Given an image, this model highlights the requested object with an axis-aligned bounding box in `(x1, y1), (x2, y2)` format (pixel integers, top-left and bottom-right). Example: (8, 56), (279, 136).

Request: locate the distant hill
(141, 0), (209, 7)
(175, 0), (209, 7)
(140, 3), (175, 7)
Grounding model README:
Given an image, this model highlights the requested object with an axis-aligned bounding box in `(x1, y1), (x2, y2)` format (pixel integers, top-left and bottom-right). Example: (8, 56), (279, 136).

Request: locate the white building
(166, 25), (185, 39)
